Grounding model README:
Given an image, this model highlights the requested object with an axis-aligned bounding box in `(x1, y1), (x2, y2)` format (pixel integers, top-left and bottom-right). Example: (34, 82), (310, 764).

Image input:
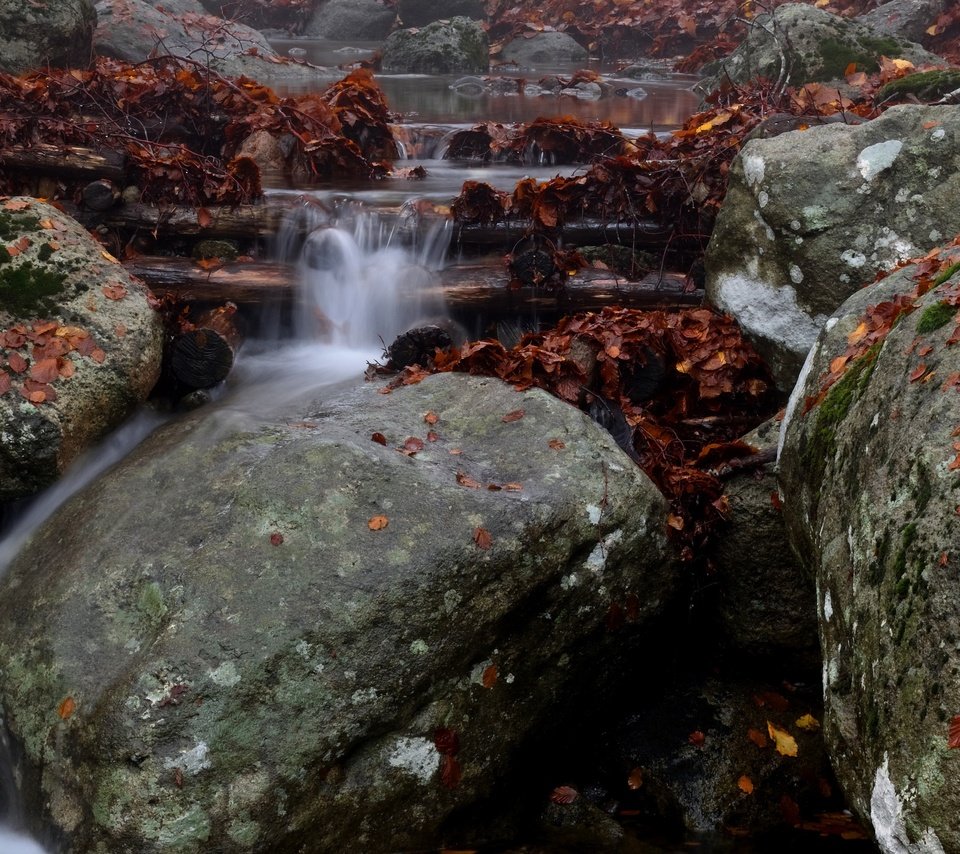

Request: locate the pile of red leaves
(449, 81), (785, 261)
(401, 306), (779, 560)
(0, 59), (395, 206)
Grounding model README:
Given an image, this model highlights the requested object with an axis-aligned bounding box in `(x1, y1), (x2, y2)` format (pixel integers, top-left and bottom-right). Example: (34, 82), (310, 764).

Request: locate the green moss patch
(933, 261), (960, 288)
(878, 70), (960, 103)
(0, 210), (41, 242)
(0, 261), (67, 317)
(803, 344), (879, 489)
(916, 301), (955, 334)
(817, 36), (899, 79)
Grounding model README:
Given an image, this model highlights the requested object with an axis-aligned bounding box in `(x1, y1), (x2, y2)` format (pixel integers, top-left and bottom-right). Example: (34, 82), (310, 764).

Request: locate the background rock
(303, 0), (396, 40)
(778, 252), (960, 851)
(499, 31), (588, 67)
(0, 0), (96, 75)
(705, 104), (960, 390)
(697, 4), (942, 97)
(381, 17), (488, 74)
(856, 0), (948, 43)
(398, 0), (484, 27)
(0, 198), (162, 501)
(0, 372), (674, 853)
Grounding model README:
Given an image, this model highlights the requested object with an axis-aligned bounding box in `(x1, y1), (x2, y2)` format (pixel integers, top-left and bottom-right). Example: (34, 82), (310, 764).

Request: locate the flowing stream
(0, 57), (703, 852)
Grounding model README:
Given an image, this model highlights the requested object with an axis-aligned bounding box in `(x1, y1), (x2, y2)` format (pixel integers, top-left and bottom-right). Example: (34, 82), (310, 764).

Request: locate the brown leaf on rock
(456, 471), (482, 489)
(58, 696), (76, 720)
(269, 532), (284, 546)
(0, 371), (10, 394)
(747, 728), (768, 748)
(424, 411), (439, 424)
(473, 527), (492, 550)
(501, 409), (525, 423)
(441, 754), (462, 789)
(102, 283), (128, 301)
(482, 663), (498, 687)
(29, 357), (59, 384)
(7, 351), (27, 373)
(368, 515), (389, 530)
(949, 715), (960, 749)
(738, 775), (754, 794)
(371, 432), (387, 445)
(548, 438), (566, 450)
(550, 785), (579, 804)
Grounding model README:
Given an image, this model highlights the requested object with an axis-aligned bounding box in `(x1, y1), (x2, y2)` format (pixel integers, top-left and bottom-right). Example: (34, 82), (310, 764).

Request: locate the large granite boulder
(0, 372), (674, 853)
(381, 17), (488, 74)
(0, 197), (162, 501)
(304, 0), (396, 40)
(705, 104), (960, 391)
(698, 4), (941, 97)
(499, 32), (588, 67)
(94, 0), (337, 83)
(778, 250), (960, 851)
(0, 0), (96, 75)
(398, 0), (484, 27)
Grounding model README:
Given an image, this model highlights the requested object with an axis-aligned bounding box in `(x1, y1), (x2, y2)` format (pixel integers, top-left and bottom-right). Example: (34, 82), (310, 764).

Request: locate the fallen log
(168, 303), (243, 391)
(128, 256), (703, 313)
(73, 196), (675, 250)
(0, 144), (127, 181)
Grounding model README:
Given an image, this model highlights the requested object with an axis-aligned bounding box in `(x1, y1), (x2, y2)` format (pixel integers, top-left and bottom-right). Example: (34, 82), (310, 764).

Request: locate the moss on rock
(916, 301), (955, 334)
(878, 70), (960, 103)
(0, 261), (67, 316)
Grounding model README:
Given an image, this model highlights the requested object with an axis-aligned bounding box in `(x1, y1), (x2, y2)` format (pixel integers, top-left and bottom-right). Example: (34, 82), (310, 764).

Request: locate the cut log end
(169, 329), (235, 389)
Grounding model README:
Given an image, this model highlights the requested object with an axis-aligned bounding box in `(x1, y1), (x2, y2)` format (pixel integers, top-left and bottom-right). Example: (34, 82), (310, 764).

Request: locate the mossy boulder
(856, 0), (948, 44)
(705, 104), (960, 391)
(778, 252), (960, 851)
(381, 17), (488, 74)
(0, 0), (96, 75)
(0, 197), (162, 500)
(0, 372), (674, 853)
(697, 3), (941, 98)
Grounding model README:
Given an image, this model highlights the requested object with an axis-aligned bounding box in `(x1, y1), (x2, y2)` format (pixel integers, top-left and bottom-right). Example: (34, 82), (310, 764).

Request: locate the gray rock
(704, 104), (960, 391)
(698, 3), (942, 97)
(304, 0), (396, 40)
(0, 0), (96, 75)
(381, 16), (488, 74)
(146, 0), (206, 14)
(856, 0), (947, 43)
(0, 372), (674, 853)
(398, 0), (484, 27)
(94, 0), (339, 84)
(715, 418), (819, 670)
(0, 198), (162, 501)
(500, 31), (588, 68)
(778, 254), (960, 851)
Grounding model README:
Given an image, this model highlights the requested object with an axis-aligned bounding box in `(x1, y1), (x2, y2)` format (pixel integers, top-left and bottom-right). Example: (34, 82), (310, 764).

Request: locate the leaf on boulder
(368, 515), (389, 531)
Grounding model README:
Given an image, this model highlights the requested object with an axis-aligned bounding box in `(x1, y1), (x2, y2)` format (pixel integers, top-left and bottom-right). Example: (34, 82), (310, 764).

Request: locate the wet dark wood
(0, 144), (127, 180)
(168, 304), (243, 390)
(128, 256), (703, 312)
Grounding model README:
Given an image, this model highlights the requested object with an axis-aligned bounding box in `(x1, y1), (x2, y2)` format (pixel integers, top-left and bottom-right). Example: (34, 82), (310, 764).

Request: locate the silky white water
(0, 199), (450, 850)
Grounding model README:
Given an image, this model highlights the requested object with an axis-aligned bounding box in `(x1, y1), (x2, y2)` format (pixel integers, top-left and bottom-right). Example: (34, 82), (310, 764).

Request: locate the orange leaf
(501, 409), (525, 423)
(58, 696), (75, 720)
(100, 249), (119, 263)
(767, 721), (798, 757)
(738, 775), (754, 794)
(424, 411), (439, 424)
(197, 207), (213, 229)
(368, 515), (389, 530)
(548, 438), (565, 450)
(7, 351), (27, 373)
(29, 358), (59, 384)
(473, 527), (492, 550)
(482, 663), (498, 687)
(747, 727), (768, 748)
(550, 785), (579, 804)
(910, 363), (928, 382)
(102, 283), (128, 301)
(371, 432), (387, 445)
(949, 715), (960, 748)
(689, 730), (706, 746)
(401, 436), (424, 454)
(627, 767), (644, 789)
(427, 431), (439, 442)
(457, 471), (482, 489)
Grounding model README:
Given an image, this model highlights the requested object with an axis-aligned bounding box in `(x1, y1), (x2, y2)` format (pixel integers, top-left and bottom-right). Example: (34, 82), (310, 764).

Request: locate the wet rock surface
(705, 104), (960, 390)
(0, 198), (162, 501)
(303, 0), (396, 40)
(0, 372), (674, 853)
(499, 31), (589, 67)
(779, 252), (960, 851)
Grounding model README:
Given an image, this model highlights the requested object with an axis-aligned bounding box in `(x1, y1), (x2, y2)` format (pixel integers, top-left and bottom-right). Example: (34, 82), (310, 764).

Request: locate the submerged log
(128, 257), (703, 313)
(86, 203), (286, 239)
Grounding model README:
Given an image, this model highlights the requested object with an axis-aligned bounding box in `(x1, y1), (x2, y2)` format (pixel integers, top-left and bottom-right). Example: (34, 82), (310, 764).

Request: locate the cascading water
(0, 196), (451, 852)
